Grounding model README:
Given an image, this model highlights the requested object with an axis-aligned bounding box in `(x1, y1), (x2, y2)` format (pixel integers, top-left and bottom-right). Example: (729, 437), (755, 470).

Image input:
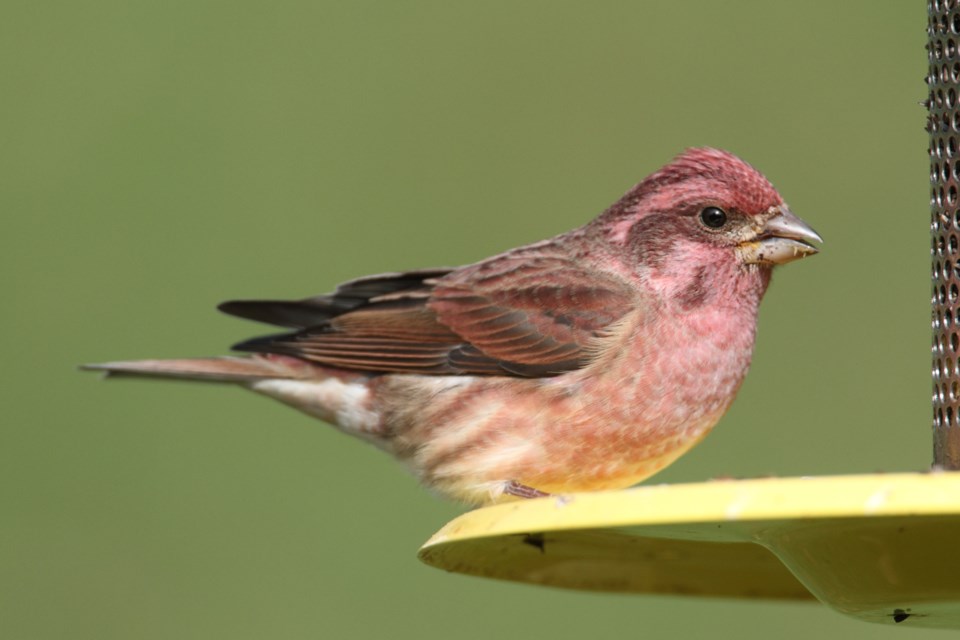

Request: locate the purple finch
(86, 148), (820, 505)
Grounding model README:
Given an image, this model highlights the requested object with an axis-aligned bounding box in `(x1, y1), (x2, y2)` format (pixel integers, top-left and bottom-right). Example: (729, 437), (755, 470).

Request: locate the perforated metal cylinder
(929, 0), (960, 468)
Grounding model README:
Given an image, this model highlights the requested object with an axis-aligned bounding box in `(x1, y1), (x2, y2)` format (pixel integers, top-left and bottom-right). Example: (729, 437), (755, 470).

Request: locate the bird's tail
(80, 355), (314, 384)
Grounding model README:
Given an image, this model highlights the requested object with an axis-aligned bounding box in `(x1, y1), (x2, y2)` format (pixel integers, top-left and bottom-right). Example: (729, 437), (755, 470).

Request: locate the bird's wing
(223, 249), (636, 377)
(218, 268), (453, 329)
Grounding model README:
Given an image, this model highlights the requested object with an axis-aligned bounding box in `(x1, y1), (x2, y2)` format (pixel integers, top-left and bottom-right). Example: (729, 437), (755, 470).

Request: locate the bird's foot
(504, 481), (551, 499)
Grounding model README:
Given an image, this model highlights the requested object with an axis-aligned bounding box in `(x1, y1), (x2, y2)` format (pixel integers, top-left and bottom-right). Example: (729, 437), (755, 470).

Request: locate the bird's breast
(368, 301), (761, 502)
(585, 303), (758, 424)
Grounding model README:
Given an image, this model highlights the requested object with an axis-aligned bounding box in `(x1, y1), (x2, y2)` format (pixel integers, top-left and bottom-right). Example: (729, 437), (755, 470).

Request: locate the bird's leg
(504, 480), (552, 499)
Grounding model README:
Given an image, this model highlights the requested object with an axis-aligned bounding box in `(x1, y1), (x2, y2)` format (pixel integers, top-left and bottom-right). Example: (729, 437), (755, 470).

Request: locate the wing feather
(225, 244), (636, 377)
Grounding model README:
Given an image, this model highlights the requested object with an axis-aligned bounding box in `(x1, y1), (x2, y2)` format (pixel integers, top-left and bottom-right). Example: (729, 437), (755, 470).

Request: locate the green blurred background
(2, 1), (938, 638)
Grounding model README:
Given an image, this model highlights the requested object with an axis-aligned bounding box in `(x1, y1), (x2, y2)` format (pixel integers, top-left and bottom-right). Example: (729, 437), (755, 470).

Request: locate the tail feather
(81, 356), (313, 384)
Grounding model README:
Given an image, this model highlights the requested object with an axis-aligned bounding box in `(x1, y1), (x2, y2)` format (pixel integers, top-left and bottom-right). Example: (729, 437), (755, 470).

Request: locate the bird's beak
(738, 207), (822, 266)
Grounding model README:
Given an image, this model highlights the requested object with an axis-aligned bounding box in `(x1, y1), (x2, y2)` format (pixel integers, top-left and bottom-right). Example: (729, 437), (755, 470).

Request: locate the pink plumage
(85, 148), (821, 505)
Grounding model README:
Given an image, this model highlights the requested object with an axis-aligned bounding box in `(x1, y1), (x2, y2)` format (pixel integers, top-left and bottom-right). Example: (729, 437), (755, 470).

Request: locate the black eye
(699, 206), (727, 229)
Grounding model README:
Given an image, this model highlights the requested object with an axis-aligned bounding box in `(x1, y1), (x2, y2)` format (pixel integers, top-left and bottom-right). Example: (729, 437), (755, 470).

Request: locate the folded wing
(221, 247), (636, 377)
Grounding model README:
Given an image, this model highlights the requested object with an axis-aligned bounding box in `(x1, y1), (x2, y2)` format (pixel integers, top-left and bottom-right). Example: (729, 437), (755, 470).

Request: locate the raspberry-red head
(639, 147), (783, 217)
(600, 147), (783, 224)
(595, 148), (819, 272)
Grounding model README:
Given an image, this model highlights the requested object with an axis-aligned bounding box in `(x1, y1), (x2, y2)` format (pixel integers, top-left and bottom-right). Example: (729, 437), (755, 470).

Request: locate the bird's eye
(699, 206), (727, 229)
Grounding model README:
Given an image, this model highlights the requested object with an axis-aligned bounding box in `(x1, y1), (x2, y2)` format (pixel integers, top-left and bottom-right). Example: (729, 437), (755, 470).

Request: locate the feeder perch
(417, 3), (960, 629)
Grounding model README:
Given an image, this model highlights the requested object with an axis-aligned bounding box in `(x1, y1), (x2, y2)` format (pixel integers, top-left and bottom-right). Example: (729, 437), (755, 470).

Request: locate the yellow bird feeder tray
(419, 473), (960, 629)
(420, 5), (960, 630)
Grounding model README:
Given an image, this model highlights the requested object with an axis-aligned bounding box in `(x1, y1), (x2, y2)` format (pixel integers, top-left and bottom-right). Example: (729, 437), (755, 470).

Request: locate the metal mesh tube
(929, 0), (960, 468)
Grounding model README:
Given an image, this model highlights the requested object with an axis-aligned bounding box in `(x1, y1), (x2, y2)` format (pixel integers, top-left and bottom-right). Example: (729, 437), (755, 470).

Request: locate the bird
(84, 148), (821, 506)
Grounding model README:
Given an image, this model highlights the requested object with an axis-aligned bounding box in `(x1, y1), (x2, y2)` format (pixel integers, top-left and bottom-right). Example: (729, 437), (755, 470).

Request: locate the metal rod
(929, 0), (960, 468)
